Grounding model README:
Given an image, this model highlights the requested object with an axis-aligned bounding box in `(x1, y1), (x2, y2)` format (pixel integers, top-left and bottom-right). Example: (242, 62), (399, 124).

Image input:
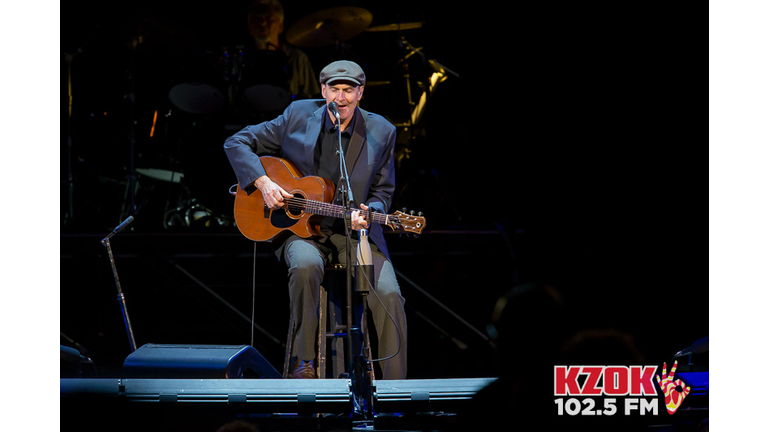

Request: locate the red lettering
(630, 365), (657, 396)
(580, 366), (603, 395)
(604, 366), (629, 395)
(554, 366), (581, 395)
(555, 365), (658, 397)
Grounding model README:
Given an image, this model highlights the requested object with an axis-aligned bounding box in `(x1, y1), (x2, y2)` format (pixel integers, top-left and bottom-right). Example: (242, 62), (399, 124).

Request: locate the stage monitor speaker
(122, 344), (281, 379)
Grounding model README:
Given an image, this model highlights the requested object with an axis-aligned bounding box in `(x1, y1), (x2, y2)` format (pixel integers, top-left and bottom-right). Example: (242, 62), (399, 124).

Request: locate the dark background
(60, 1), (707, 380)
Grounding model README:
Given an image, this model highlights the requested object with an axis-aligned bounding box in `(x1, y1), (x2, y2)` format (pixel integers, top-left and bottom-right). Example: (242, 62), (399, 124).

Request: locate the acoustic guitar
(233, 156), (426, 242)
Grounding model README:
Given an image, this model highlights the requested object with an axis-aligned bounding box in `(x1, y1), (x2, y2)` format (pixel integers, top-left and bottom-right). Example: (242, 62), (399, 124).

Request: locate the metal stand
(333, 107), (374, 418)
(63, 52), (77, 225)
(101, 216), (138, 353)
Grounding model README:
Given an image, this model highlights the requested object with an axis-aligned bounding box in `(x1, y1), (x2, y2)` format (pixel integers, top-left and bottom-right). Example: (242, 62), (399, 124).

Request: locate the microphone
(112, 215), (134, 234)
(329, 101), (341, 121)
(101, 215), (134, 243)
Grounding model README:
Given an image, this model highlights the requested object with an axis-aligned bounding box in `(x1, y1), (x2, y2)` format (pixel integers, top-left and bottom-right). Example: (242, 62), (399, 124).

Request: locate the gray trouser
(278, 234), (408, 380)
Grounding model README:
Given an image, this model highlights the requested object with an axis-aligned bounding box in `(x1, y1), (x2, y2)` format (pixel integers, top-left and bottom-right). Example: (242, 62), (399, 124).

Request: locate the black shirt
(314, 109), (356, 236)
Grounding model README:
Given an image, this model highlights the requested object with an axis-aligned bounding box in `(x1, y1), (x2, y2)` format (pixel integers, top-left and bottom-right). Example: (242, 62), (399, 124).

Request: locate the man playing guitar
(224, 60), (408, 380)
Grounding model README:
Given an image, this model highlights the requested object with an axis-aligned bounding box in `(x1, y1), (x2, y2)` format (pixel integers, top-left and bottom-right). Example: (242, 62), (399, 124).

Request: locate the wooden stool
(283, 265), (374, 379)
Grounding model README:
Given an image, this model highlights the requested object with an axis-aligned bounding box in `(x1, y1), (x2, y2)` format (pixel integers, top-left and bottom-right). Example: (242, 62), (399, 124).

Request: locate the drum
(167, 46), (240, 115)
(135, 168), (185, 184)
(168, 82), (226, 115)
(237, 49), (293, 114)
(133, 166), (191, 230)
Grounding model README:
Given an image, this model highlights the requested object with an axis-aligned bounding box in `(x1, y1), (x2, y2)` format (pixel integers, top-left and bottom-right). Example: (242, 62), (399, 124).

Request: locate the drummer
(245, 0), (320, 100)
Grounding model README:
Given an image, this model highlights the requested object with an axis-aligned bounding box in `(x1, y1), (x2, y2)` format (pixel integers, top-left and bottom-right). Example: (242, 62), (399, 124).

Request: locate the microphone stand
(101, 216), (138, 353)
(333, 108), (374, 419)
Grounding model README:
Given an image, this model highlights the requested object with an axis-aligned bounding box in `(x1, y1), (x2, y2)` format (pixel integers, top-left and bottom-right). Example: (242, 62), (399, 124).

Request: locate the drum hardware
(63, 49), (78, 225)
(163, 199), (231, 230)
(220, 45), (246, 109)
(394, 36), (460, 127)
(130, 167), (190, 230)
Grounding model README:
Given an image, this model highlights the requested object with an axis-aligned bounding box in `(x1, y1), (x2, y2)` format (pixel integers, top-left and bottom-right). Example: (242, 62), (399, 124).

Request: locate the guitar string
(282, 197), (394, 222)
(277, 196), (409, 224)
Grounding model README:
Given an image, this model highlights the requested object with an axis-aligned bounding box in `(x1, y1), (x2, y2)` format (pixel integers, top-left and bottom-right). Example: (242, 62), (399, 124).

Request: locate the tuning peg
(414, 234), (419, 239)
(410, 210), (415, 215)
(418, 211), (423, 216)
(402, 207), (408, 213)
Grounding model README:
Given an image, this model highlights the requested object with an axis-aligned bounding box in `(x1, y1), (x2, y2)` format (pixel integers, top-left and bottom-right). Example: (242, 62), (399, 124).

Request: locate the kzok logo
(554, 365), (657, 396)
(553, 362), (691, 416)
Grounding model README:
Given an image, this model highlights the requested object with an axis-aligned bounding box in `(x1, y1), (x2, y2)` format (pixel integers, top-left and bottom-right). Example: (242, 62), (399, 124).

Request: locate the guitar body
(234, 156), (335, 242)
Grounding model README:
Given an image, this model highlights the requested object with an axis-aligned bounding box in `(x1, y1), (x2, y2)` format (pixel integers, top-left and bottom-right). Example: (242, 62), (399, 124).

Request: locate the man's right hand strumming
(255, 176), (294, 209)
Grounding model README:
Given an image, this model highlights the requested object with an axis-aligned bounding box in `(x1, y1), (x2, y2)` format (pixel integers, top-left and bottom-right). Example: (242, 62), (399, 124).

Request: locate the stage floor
(60, 376), (708, 431)
(61, 377), (496, 431)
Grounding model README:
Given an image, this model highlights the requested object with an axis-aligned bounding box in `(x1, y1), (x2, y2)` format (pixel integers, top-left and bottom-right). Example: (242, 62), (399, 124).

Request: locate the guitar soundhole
(284, 192), (304, 218)
(269, 192), (303, 229)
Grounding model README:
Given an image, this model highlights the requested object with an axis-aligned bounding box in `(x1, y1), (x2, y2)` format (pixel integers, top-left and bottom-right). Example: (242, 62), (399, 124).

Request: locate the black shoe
(290, 360), (316, 379)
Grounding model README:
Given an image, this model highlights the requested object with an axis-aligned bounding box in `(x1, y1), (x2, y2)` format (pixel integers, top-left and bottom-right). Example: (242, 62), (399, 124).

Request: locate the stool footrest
(284, 265), (373, 379)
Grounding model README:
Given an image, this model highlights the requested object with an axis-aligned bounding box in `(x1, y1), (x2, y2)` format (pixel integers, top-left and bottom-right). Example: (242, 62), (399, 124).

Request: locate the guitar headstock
(386, 209), (426, 236)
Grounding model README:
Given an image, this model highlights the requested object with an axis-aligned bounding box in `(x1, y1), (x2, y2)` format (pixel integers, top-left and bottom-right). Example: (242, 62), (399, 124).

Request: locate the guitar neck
(302, 199), (390, 225)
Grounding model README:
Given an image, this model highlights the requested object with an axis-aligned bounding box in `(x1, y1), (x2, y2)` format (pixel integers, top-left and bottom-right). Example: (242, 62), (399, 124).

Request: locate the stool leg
(283, 314), (296, 378)
(317, 285), (328, 379)
(329, 286), (345, 379)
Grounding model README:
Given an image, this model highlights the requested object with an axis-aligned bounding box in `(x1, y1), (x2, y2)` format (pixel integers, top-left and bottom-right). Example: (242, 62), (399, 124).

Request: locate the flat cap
(319, 60), (366, 86)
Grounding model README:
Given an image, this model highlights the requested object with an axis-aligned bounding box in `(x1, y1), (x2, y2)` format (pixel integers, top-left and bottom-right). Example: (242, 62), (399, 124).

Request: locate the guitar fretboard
(286, 198), (393, 226)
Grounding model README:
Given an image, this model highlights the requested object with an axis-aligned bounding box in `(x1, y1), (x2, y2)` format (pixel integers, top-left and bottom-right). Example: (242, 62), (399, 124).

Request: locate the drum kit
(131, 6), (457, 231)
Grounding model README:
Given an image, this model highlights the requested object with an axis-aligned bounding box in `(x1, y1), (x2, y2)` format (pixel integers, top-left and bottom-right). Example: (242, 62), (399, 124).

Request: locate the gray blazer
(223, 99), (397, 259)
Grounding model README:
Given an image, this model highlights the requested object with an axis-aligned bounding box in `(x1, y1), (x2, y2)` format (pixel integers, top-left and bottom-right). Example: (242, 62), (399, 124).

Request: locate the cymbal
(365, 81), (391, 87)
(286, 7), (373, 48)
(366, 22), (423, 32)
